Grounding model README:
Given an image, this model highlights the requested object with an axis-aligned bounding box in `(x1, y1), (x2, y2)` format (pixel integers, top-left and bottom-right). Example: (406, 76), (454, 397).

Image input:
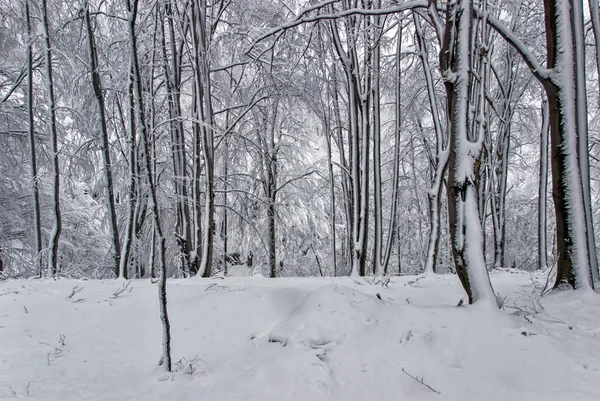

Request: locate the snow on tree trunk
(542, 0), (592, 290)
(574, 0), (599, 288)
(444, 0), (496, 304)
(538, 94), (549, 271)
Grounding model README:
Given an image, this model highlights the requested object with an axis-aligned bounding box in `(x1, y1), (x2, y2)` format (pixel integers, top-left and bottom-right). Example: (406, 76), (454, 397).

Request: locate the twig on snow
(111, 280), (133, 298)
(67, 285), (84, 299)
(401, 367), (441, 394)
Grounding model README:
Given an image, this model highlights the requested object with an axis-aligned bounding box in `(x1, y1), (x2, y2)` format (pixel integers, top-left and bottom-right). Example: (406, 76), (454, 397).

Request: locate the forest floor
(0, 269), (599, 401)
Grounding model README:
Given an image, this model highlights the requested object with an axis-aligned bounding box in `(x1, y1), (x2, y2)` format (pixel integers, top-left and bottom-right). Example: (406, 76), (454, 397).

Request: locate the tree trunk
(574, 0), (598, 288)
(542, 0), (592, 290)
(538, 94), (549, 270)
(127, 0), (171, 370)
(84, 3), (121, 278)
(415, 14), (448, 275)
(161, 1), (192, 276)
(443, 0), (496, 304)
(325, 127), (337, 276)
(118, 65), (137, 279)
(25, 0), (43, 277)
(41, 0), (61, 278)
(190, 0), (215, 278)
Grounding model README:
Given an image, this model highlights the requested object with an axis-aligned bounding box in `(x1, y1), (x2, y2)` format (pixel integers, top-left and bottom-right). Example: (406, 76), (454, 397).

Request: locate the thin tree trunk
(190, 0), (215, 278)
(414, 14), (448, 275)
(119, 69), (137, 279)
(325, 127), (337, 276)
(25, 0), (43, 277)
(538, 94), (549, 270)
(127, 0), (171, 371)
(372, 0), (383, 276)
(84, 3), (121, 278)
(161, 1), (192, 275)
(41, 0), (61, 278)
(331, 62), (353, 274)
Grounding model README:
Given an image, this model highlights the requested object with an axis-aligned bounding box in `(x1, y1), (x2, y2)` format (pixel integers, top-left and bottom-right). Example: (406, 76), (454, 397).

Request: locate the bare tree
(25, 0), (43, 277)
(84, 1), (121, 278)
(41, 0), (61, 278)
(126, 0), (171, 370)
(538, 93), (549, 270)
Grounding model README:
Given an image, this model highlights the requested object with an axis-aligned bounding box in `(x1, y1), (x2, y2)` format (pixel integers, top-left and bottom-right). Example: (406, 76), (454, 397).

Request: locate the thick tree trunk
(25, 0), (43, 277)
(84, 3), (121, 278)
(542, 0), (592, 290)
(41, 0), (61, 278)
(443, 0), (496, 304)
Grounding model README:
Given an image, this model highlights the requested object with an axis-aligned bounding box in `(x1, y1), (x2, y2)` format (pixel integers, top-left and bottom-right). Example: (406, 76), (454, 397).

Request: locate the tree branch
(474, 8), (550, 83)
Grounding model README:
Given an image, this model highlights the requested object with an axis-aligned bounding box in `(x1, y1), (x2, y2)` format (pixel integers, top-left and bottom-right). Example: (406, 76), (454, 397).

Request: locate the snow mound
(267, 285), (368, 347)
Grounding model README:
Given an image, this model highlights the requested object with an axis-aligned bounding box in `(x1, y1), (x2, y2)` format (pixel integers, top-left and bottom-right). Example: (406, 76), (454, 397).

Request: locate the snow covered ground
(1, 270), (599, 401)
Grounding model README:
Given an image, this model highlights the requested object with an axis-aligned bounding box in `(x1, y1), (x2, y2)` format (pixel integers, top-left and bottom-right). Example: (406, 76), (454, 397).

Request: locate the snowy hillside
(1, 270), (599, 401)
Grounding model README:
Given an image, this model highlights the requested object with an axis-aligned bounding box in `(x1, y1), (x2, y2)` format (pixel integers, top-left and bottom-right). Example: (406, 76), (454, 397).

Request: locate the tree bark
(442, 0), (496, 304)
(25, 0), (43, 277)
(118, 65), (137, 279)
(127, 0), (171, 370)
(84, 2), (121, 278)
(414, 14), (448, 275)
(542, 0), (592, 289)
(538, 94), (549, 271)
(41, 0), (61, 278)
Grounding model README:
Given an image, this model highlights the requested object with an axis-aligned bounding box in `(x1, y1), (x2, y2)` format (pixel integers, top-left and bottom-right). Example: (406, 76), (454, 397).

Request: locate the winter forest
(1, 0), (600, 399)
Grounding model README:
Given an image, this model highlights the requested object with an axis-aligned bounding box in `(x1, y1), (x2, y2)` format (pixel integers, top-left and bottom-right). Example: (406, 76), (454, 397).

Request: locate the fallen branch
(67, 285), (84, 299)
(401, 367), (441, 394)
(111, 280), (133, 298)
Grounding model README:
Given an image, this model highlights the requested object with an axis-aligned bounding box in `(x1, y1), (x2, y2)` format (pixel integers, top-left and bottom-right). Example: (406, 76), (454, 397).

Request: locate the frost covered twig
(111, 280), (133, 298)
(530, 266), (556, 297)
(173, 355), (204, 375)
(401, 367), (441, 394)
(67, 285), (84, 299)
(406, 275), (426, 287)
